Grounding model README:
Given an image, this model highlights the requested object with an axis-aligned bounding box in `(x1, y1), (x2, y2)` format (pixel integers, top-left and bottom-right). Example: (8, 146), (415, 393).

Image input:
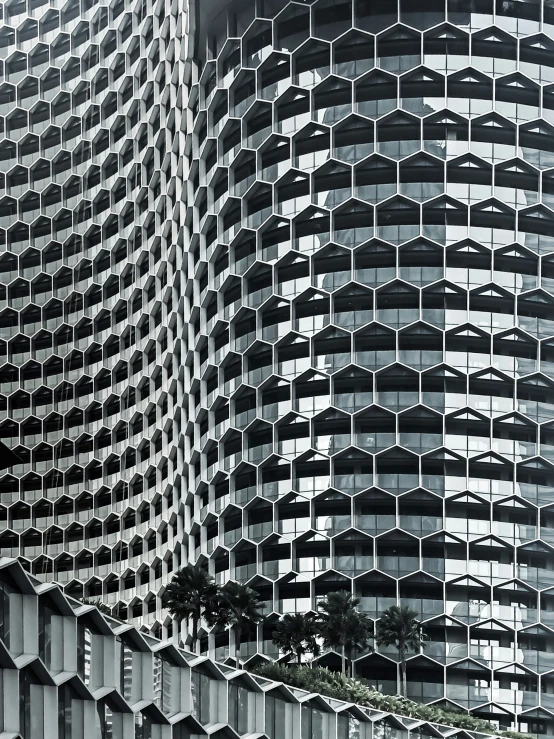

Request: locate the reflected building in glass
(0, 0), (185, 631)
(185, 0), (554, 735)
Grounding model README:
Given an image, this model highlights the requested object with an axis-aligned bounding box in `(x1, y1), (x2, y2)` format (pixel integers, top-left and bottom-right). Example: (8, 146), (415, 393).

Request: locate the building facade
(184, 0), (554, 735)
(0, 556), (507, 739)
(0, 0), (185, 629)
(3, 0), (554, 734)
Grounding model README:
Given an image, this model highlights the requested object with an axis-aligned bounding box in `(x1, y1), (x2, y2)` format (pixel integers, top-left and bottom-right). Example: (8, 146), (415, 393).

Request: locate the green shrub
(251, 663), (533, 739)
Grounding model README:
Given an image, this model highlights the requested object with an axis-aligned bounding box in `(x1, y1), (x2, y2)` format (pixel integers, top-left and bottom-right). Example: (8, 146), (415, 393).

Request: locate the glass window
(0, 580), (13, 650)
(265, 695), (287, 739)
(134, 712), (152, 739)
(338, 712), (361, 739)
(229, 681), (249, 735)
(76, 623), (92, 685)
(302, 704), (325, 737)
(38, 596), (56, 669)
(58, 684), (84, 739)
(191, 669), (211, 725)
(118, 639), (134, 702)
(20, 669), (46, 738)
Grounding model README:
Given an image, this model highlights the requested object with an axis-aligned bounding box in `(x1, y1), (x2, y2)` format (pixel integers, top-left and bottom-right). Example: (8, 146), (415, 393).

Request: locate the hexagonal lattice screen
(185, 1), (554, 735)
(0, 0), (185, 632)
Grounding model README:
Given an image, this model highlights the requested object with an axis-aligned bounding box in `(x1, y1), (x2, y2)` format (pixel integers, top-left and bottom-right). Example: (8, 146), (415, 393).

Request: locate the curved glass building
(0, 0), (185, 630)
(185, 0), (554, 734)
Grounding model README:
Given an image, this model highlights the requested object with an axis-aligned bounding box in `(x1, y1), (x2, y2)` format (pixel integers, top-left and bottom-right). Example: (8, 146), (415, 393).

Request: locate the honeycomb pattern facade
(0, 557), (509, 739)
(185, 1), (554, 735)
(0, 0), (185, 630)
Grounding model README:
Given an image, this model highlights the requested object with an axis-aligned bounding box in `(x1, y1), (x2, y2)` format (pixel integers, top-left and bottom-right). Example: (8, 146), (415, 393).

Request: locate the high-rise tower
(185, 1), (554, 734)
(0, 0), (185, 631)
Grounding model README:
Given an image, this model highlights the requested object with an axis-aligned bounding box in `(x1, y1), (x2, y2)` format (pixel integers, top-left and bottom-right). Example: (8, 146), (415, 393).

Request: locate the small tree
(162, 564), (218, 653)
(272, 613), (320, 665)
(318, 591), (373, 676)
(376, 605), (426, 698)
(208, 582), (264, 667)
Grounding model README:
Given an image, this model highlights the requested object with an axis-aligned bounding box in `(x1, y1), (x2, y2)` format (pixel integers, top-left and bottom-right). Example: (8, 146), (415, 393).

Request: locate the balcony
(400, 514), (443, 537)
(246, 521), (272, 542)
(468, 560), (514, 584)
(517, 565), (554, 590)
(295, 556), (330, 577)
(402, 597), (444, 620)
(491, 603), (537, 628)
(493, 688), (539, 711)
(407, 681), (444, 703)
(359, 596), (396, 619)
(469, 644), (515, 668)
(521, 649), (554, 673)
(377, 555), (419, 578)
(315, 515), (351, 536)
(279, 596), (311, 614)
(446, 684), (491, 708)
(334, 555), (373, 576)
(425, 641), (468, 663)
(234, 563), (257, 583)
(261, 560), (291, 580)
(356, 514), (395, 535)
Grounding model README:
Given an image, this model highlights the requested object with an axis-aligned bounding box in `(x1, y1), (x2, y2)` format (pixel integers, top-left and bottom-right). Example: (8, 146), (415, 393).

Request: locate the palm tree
(376, 605), (426, 698)
(162, 564), (218, 653)
(343, 610), (374, 677)
(208, 582), (264, 667)
(318, 591), (372, 676)
(271, 613), (320, 665)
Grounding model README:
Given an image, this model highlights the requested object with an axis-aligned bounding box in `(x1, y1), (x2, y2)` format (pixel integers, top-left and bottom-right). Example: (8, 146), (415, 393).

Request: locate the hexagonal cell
(5, 51), (27, 84)
(6, 107), (28, 139)
(257, 51), (290, 101)
(0, 27), (16, 59)
(275, 3), (310, 52)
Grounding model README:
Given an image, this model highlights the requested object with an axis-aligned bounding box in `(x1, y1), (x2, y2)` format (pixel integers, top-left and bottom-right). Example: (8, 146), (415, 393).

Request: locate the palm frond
(376, 605), (426, 651)
(162, 564), (218, 623)
(211, 581), (264, 630)
(272, 613), (319, 662)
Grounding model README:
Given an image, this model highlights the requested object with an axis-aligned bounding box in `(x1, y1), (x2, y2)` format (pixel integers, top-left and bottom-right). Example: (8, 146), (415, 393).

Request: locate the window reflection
(191, 669), (211, 725)
(265, 694), (287, 739)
